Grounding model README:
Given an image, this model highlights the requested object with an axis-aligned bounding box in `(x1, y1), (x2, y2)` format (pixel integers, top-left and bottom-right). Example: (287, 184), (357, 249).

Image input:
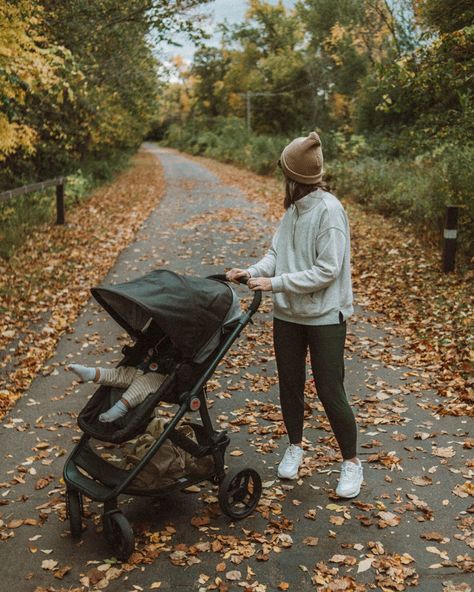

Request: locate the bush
(330, 145), (474, 257)
(164, 117), (287, 176)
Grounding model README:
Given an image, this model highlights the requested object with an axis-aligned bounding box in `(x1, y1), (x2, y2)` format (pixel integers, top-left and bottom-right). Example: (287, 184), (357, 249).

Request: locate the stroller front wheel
(218, 468), (262, 520)
(66, 487), (83, 538)
(103, 510), (135, 561)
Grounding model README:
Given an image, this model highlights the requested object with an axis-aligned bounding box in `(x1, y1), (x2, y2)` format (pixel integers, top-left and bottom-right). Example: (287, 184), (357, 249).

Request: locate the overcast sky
(158, 0), (296, 63)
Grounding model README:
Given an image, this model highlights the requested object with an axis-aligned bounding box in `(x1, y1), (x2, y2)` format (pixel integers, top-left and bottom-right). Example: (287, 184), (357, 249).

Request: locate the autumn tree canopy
(157, 0), (473, 157)
(0, 0), (210, 189)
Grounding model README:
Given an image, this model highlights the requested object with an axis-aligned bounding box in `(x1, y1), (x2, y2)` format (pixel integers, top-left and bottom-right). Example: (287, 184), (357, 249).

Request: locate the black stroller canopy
(91, 270), (238, 361)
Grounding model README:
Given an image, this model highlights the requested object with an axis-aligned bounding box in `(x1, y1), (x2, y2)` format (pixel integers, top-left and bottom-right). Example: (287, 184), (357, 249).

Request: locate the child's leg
(68, 364), (139, 387)
(67, 364), (97, 383)
(99, 373), (166, 423)
(96, 367), (141, 388)
(121, 373), (166, 408)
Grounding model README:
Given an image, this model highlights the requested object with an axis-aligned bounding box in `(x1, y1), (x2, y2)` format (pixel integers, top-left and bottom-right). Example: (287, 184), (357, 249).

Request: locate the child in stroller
(66, 267), (242, 423)
(67, 340), (173, 422)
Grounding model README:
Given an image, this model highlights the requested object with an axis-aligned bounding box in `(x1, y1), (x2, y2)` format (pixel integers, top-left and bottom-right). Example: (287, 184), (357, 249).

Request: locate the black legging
(273, 317), (357, 459)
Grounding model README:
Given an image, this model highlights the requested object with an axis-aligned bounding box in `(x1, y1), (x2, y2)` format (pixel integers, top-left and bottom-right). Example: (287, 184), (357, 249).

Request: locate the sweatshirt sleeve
(246, 225), (280, 278)
(271, 208), (347, 294)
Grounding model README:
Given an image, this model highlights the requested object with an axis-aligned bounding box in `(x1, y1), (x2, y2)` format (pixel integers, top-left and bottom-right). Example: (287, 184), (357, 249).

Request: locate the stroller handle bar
(207, 274), (262, 315)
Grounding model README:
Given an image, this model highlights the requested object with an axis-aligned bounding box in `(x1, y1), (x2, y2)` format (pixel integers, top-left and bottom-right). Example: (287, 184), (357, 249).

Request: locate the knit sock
(68, 364), (97, 383)
(99, 400), (128, 423)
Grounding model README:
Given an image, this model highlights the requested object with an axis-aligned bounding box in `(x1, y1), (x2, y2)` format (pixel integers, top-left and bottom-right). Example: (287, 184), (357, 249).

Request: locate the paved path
(0, 147), (471, 592)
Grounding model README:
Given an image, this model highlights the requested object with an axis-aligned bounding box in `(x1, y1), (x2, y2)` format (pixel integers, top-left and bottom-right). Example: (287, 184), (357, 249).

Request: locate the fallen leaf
(432, 447), (455, 458)
(54, 565), (71, 579)
(357, 558), (374, 573)
(410, 475), (433, 487)
(442, 581), (472, 592)
(453, 482), (474, 498)
(41, 560), (58, 571)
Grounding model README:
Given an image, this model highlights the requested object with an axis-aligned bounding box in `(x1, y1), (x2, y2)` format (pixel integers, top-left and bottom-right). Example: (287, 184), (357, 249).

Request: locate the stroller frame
(63, 274), (262, 559)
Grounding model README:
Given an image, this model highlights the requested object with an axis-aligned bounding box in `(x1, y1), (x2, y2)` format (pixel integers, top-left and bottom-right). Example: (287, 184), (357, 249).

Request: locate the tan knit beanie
(280, 131), (323, 184)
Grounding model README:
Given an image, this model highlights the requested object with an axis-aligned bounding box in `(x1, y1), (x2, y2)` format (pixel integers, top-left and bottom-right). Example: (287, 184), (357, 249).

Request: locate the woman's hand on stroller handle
(225, 268), (250, 284)
(224, 269), (271, 291)
(208, 272), (262, 312)
(247, 277), (272, 292)
(208, 268), (262, 316)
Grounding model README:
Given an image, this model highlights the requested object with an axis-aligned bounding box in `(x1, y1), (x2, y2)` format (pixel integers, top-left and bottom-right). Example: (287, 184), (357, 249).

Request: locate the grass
(329, 150), (474, 261)
(0, 190), (56, 258)
(0, 150), (134, 259)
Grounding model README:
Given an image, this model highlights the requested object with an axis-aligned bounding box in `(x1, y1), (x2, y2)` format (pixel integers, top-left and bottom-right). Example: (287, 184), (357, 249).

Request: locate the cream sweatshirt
(247, 189), (353, 325)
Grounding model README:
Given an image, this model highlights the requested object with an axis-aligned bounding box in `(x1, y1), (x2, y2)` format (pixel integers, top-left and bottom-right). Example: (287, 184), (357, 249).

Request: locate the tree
(218, 0), (311, 134)
(0, 0), (211, 188)
(0, 1), (68, 176)
(355, 23), (474, 155)
(415, 0), (474, 34)
(297, 0), (414, 133)
(191, 47), (231, 118)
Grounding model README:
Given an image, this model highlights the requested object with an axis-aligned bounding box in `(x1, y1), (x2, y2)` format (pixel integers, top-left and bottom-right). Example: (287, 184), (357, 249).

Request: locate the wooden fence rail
(0, 177), (67, 224)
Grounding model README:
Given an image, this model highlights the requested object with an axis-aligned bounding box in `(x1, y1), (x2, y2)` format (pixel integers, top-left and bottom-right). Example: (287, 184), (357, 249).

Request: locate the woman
(227, 131), (362, 498)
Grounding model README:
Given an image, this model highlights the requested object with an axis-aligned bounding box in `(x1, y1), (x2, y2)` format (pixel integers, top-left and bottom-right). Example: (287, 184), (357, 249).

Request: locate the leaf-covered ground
(0, 147), (472, 592)
(0, 150), (166, 419)
(190, 154), (473, 418)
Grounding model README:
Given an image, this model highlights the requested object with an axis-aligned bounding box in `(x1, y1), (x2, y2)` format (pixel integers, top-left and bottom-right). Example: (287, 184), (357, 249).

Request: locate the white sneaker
(336, 460), (363, 498)
(277, 444), (304, 480)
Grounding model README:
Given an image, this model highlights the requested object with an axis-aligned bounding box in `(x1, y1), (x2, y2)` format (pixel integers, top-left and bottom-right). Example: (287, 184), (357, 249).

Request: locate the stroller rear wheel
(103, 510), (135, 561)
(66, 487), (83, 538)
(218, 468), (262, 519)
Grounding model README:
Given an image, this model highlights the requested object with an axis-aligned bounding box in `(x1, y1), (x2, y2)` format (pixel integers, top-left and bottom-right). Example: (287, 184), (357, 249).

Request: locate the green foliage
(330, 146), (474, 257)
(165, 116), (285, 175)
(0, 0), (211, 192)
(416, 0), (474, 33)
(191, 47), (232, 117)
(322, 131), (368, 161)
(356, 25), (474, 156)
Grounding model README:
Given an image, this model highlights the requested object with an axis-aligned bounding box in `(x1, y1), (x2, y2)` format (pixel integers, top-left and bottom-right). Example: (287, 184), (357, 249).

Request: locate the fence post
(56, 182), (65, 225)
(442, 205), (459, 273)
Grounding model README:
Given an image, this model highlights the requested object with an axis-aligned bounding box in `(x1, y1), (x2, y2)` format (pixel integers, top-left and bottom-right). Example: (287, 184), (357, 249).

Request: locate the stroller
(63, 269), (262, 560)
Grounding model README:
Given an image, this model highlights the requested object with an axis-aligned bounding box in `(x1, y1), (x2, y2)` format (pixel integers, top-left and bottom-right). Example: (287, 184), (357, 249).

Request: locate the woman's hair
(278, 158), (328, 209)
(284, 178), (325, 209)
